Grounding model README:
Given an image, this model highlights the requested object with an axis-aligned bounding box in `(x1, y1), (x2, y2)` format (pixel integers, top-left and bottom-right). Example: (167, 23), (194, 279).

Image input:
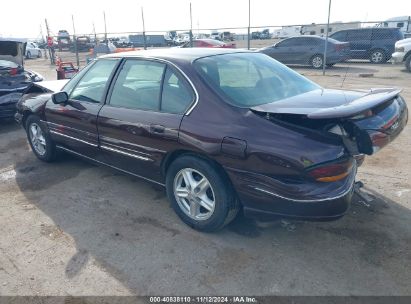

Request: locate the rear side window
(277, 38), (300, 47)
(69, 59), (119, 103)
(347, 30), (371, 41)
(161, 67), (194, 114)
(331, 31), (347, 41)
(372, 29), (394, 39)
(109, 59), (165, 111)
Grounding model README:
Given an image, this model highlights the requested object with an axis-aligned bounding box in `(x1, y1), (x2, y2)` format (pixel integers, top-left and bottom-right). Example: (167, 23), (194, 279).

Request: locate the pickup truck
(392, 38), (411, 72)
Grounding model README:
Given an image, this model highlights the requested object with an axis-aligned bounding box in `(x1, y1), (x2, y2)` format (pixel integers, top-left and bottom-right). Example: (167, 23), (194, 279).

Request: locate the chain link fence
(31, 17), (410, 83)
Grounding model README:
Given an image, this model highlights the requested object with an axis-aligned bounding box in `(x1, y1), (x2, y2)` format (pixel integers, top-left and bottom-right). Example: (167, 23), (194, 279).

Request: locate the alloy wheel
(371, 51), (383, 63)
(173, 168), (216, 221)
(29, 123), (46, 156)
(312, 56), (323, 68)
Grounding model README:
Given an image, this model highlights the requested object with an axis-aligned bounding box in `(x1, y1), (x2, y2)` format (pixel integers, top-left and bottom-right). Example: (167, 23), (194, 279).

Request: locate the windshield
(194, 52), (320, 107)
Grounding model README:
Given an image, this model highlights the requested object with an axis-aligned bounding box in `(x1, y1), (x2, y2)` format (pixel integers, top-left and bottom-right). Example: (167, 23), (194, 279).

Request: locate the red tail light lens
(9, 68), (18, 76)
(307, 159), (354, 182)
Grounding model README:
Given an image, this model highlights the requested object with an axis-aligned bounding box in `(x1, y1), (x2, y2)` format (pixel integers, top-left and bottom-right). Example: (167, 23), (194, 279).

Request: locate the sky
(1, 0), (410, 38)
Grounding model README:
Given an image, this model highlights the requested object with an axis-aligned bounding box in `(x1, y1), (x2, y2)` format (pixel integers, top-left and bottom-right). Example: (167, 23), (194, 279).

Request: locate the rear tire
(26, 51), (31, 59)
(37, 51), (42, 58)
(166, 155), (239, 232)
(369, 49), (386, 64)
(25, 115), (57, 162)
(311, 54), (324, 69)
(406, 55), (411, 72)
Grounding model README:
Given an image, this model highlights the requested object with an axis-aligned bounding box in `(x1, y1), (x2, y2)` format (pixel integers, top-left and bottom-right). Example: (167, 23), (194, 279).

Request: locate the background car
(179, 39), (236, 48)
(15, 49), (407, 232)
(0, 39), (43, 119)
(330, 27), (404, 63)
(391, 38), (411, 72)
(25, 42), (42, 59)
(258, 36), (350, 68)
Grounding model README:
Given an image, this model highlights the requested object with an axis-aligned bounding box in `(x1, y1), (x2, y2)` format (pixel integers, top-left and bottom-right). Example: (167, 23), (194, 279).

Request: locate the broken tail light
(307, 159), (354, 182)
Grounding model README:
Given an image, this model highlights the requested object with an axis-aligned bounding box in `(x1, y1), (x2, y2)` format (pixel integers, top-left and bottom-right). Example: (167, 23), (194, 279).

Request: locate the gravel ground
(0, 57), (410, 296)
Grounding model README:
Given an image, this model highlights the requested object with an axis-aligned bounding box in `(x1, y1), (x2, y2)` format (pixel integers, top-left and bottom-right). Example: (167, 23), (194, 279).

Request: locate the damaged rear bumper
(227, 163), (356, 221)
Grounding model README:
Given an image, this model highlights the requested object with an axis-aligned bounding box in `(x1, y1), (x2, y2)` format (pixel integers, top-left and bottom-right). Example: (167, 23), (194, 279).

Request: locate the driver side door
(45, 58), (120, 158)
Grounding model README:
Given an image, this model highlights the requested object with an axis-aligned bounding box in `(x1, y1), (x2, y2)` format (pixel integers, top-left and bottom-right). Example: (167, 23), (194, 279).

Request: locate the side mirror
(52, 91), (68, 104)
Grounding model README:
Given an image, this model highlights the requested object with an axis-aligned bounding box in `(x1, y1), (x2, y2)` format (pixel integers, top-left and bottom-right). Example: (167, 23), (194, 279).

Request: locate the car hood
(250, 88), (402, 119)
(32, 79), (69, 92)
(0, 40), (26, 67)
(395, 38), (411, 47)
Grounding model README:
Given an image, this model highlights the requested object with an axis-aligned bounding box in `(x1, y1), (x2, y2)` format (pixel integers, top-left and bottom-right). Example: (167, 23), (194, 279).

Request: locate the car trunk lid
(251, 88), (408, 155)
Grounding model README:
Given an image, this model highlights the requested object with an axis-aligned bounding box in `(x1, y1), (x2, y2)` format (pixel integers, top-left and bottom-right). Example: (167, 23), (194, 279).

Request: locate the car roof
(333, 27), (401, 33)
(100, 48), (249, 62)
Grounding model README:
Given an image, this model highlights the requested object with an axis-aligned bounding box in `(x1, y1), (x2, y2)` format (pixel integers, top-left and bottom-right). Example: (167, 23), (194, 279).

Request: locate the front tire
(166, 155), (239, 232)
(25, 115), (57, 162)
(406, 55), (411, 72)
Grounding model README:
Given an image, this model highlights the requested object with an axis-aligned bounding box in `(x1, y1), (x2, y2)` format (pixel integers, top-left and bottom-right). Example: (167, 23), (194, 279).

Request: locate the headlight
(395, 46), (405, 52)
(33, 73), (44, 82)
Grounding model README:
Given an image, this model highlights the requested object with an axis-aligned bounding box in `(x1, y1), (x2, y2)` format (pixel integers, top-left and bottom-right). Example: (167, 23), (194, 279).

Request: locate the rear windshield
(194, 52), (320, 107)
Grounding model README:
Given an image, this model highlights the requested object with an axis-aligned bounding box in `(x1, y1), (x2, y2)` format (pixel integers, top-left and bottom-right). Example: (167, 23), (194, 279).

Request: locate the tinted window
(194, 53), (320, 107)
(277, 38), (300, 47)
(331, 31), (347, 41)
(109, 59), (165, 111)
(372, 29), (394, 39)
(161, 67), (194, 114)
(69, 59), (118, 103)
(347, 30), (371, 40)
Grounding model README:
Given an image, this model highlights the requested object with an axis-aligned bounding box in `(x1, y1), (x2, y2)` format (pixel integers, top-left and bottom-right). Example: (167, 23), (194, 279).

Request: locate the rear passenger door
(97, 58), (195, 183)
(346, 29), (372, 59)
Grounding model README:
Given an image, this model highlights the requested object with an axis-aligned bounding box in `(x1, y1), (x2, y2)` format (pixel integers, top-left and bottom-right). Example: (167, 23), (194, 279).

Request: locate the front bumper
(391, 51), (406, 63)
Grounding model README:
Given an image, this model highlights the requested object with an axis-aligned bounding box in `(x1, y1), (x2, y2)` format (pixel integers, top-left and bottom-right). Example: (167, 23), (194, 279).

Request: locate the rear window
(194, 53), (320, 107)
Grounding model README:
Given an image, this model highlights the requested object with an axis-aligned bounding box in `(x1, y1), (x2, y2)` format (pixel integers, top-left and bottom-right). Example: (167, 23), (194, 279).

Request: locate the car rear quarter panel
(177, 70), (351, 205)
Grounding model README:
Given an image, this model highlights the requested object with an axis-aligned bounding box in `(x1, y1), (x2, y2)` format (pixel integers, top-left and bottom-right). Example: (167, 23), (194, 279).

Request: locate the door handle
(150, 124), (165, 134)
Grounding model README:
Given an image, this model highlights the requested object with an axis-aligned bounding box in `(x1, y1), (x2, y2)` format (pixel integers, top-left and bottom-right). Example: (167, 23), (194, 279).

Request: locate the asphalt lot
(0, 57), (410, 296)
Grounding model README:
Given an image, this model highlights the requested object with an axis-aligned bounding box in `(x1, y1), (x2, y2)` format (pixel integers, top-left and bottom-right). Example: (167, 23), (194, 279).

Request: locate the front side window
(69, 59), (119, 103)
(109, 59), (165, 111)
(347, 30), (371, 40)
(194, 52), (320, 107)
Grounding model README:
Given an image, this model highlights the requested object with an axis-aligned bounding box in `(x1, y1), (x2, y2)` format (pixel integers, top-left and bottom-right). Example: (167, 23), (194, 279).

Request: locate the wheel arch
(161, 149), (238, 200)
(404, 50), (411, 62)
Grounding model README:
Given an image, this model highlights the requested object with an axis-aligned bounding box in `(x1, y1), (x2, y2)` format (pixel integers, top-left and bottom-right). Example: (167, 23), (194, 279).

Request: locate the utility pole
(247, 0), (251, 50)
(141, 7), (147, 50)
(103, 11), (108, 45)
(45, 18), (54, 64)
(322, 0), (332, 76)
(72, 15), (80, 67)
(189, 2), (193, 47)
(93, 22), (97, 42)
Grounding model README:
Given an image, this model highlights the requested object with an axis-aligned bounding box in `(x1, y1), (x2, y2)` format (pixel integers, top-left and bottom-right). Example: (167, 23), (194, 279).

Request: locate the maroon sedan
(180, 39), (236, 48)
(15, 49), (408, 232)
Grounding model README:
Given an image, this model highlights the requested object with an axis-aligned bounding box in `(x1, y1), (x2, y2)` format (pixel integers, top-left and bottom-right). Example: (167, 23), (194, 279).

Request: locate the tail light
(9, 68), (18, 76)
(307, 159), (354, 182)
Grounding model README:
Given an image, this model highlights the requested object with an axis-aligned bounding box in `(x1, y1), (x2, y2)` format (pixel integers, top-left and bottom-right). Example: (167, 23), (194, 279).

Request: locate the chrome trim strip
(252, 182), (354, 203)
(50, 130), (98, 147)
(100, 145), (152, 161)
(56, 145), (165, 186)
